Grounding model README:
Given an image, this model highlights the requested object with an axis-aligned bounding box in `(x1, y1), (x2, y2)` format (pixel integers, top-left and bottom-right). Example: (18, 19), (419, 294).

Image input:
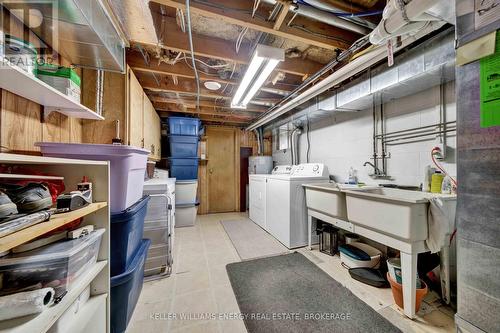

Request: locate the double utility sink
(303, 183), (456, 243)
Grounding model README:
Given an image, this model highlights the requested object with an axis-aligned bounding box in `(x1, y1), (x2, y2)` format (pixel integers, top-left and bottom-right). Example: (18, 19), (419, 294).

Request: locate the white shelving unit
(0, 153), (110, 333)
(0, 58), (104, 120)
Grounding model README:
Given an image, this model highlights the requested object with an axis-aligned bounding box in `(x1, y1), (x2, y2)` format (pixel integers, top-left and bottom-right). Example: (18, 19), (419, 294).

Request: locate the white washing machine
(249, 165), (294, 229)
(266, 163), (329, 249)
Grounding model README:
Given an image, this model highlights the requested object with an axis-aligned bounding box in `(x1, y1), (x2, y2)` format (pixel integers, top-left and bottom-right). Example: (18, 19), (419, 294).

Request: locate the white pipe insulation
(369, 0), (440, 45)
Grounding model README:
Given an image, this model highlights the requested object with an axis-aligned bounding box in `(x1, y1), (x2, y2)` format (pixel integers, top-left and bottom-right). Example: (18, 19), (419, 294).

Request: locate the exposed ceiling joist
(273, 1), (291, 31)
(147, 96), (267, 113)
(155, 103), (254, 119)
(127, 51), (296, 92)
(132, 16), (323, 77)
(158, 111), (250, 124)
(138, 73), (279, 105)
(151, 0), (352, 50)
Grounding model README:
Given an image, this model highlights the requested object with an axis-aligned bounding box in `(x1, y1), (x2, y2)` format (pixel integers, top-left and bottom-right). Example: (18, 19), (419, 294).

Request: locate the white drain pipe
(369, 0), (440, 45)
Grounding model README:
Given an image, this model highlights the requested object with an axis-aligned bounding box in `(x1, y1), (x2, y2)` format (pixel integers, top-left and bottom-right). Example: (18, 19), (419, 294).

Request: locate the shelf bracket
(43, 106), (61, 119)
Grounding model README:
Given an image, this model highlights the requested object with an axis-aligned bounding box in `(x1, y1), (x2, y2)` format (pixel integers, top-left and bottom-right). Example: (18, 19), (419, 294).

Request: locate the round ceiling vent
(204, 81), (222, 91)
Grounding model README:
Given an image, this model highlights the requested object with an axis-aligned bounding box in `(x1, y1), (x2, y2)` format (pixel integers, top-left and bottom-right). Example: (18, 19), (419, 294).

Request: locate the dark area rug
(226, 252), (401, 333)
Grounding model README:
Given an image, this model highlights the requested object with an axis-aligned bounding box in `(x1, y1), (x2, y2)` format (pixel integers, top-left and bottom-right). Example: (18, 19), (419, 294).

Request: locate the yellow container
(431, 172), (444, 193)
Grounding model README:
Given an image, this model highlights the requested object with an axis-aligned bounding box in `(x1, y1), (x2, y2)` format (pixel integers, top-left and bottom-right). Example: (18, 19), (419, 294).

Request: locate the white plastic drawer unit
(144, 192), (171, 224)
(249, 175), (267, 229)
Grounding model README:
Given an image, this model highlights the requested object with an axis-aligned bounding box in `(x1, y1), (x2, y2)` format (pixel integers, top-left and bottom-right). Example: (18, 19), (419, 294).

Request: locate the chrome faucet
(363, 161), (385, 177)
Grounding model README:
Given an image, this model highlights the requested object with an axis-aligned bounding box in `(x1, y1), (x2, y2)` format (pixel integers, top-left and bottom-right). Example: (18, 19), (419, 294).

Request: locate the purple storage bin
(35, 142), (149, 213)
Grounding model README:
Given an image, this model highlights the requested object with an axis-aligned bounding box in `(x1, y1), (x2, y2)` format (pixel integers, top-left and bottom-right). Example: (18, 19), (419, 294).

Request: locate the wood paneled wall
(0, 9), (83, 154)
(197, 127), (272, 215)
(0, 91), (83, 154)
(81, 69), (126, 144)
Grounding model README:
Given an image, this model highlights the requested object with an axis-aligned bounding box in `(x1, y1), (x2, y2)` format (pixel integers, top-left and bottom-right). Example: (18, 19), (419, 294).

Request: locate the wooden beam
(158, 110), (250, 124)
(155, 103), (254, 120)
(273, 1), (290, 30)
(127, 50), (296, 92)
(136, 72), (279, 106)
(148, 96), (267, 113)
(131, 16), (324, 78)
(152, 0), (352, 50)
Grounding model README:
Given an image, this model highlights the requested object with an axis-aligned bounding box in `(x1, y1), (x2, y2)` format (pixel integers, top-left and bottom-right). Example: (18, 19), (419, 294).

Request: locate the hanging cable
(185, 0), (200, 111)
(236, 27), (248, 53)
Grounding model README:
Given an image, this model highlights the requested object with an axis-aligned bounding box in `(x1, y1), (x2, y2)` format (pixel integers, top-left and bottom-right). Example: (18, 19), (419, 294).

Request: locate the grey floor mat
(226, 252), (401, 333)
(221, 218), (289, 260)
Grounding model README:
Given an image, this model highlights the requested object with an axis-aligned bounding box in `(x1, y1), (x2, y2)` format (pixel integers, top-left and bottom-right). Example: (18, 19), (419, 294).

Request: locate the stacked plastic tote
(36, 143), (151, 333)
(168, 117), (200, 227)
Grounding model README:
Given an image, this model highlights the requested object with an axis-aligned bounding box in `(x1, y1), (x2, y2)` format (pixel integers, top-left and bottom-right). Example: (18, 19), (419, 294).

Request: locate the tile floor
(128, 213), (456, 333)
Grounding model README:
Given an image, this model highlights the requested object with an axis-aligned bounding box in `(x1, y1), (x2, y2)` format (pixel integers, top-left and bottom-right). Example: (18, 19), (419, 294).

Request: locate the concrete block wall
(273, 82), (457, 187)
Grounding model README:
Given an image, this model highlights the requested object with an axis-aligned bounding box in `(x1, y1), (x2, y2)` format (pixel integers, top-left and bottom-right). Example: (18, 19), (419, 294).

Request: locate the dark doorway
(240, 147), (253, 212)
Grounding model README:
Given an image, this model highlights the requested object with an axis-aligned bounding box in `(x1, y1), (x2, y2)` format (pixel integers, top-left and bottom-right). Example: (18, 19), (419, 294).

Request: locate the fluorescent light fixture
(231, 44), (284, 109)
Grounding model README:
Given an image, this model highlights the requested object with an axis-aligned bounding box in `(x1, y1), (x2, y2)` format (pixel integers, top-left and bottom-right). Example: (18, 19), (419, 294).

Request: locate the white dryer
(249, 165), (293, 229)
(266, 163), (329, 249)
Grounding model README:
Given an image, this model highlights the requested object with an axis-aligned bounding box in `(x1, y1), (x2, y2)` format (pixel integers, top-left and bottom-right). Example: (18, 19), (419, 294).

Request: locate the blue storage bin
(110, 196), (150, 276)
(169, 157), (199, 180)
(168, 116), (200, 136)
(111, 239), (150, 333)
(169, 135), (199, 157)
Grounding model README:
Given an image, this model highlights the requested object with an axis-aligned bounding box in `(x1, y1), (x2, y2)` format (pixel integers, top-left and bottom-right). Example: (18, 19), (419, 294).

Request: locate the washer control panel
(272, 165), (295, 175)
(291, 163), (328, 177)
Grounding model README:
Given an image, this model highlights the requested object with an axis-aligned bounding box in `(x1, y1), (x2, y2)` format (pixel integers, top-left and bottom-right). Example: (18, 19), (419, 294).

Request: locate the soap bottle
(431, 171), (444, 193)
(441, 175), (452, 194)
(347, 167), (358, 185)
(422, 165), (432, 192)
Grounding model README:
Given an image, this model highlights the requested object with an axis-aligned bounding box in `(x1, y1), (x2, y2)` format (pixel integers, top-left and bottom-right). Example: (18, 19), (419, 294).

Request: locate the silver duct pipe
(247, 20), (445, 131)
(254, 129), (262, 155)
(261, 0), (371, 35)
(290, 127), (302, 165)
(261, 87), (289, 96)
(303, 0), (377, 29)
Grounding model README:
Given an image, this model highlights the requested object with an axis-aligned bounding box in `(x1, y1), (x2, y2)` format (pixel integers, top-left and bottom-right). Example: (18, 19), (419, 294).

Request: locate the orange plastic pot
(386, 273), (428, 313)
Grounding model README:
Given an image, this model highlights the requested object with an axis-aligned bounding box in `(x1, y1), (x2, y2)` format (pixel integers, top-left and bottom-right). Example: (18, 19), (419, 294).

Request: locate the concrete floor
(128, 213), (456, 333)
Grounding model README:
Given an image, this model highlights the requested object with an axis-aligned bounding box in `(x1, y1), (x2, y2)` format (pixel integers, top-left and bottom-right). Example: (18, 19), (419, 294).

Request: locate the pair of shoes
(0, 190), (17, 219)
(0, 183), (53, 219)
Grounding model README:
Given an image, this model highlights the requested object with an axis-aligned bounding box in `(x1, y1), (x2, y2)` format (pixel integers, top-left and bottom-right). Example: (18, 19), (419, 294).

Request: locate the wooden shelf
(0, 202), (107, 253)
(0, 173), (64, 180)
(0, 58), (104, 120)
(0, 261), (108, 333)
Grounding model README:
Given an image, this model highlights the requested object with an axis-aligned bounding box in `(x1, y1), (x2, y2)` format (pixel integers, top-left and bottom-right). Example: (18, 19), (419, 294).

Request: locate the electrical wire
(185, 0), (200, 111)
(431, 147), (457, 187)
(252, 0), (261, 17)
(236, 27), (248, 53)
(177, 55), (229, 69)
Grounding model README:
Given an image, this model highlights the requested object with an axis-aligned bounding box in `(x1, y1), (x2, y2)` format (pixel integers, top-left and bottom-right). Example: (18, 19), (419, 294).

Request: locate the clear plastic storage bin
(0, 229), (104, 297)
(143, 223), (168, 246)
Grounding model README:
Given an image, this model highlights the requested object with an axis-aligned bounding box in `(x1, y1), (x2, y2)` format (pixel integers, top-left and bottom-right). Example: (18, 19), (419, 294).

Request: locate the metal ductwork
(261, 0), (371, 35)
(266, 30), (455, 129)
(4, 0), (127, 72)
